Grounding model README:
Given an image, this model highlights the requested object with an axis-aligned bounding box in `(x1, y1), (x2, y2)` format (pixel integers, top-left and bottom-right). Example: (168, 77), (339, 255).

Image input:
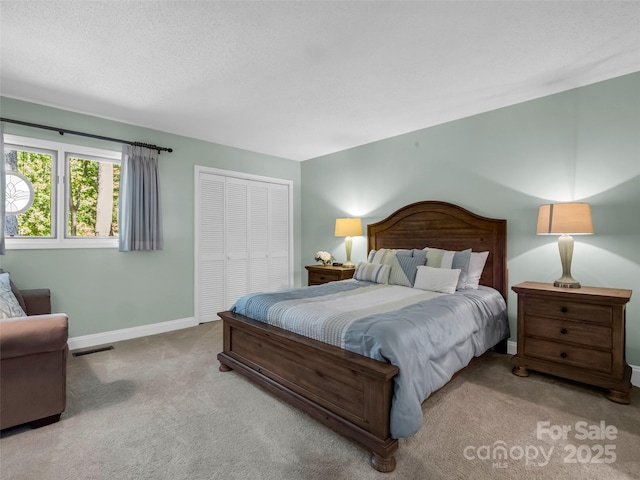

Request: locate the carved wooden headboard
(367, 201), (507, 299)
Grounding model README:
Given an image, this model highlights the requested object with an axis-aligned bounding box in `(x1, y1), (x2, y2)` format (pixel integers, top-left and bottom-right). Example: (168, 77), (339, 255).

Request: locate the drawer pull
(560, 328), (568, 334)
(560, 307), (568, 313)
(560, 352), (568, 359)
(320, 276), (326, 280)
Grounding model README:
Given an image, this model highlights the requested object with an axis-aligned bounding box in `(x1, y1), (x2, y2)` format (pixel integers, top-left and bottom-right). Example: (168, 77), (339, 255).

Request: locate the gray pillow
(0, 272), (27, 318)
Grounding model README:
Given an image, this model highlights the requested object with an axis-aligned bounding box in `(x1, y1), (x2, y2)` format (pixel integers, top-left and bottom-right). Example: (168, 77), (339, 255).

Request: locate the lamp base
(554, 279), (581, 289)
(344, 236), (354, 268)
(554, 234), (581, 288)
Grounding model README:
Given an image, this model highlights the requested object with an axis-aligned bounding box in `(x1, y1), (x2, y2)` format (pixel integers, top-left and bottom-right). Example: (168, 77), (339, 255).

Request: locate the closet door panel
(196, 173), (226, 322)
(225, 178), (249, 309)
(269, 184), (290, 291)
(249, 181), (270, 293)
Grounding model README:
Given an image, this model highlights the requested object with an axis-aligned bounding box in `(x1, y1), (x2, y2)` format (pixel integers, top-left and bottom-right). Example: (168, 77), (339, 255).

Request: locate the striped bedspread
(231, 279), (509, 438)
(233, 281), (443, 349)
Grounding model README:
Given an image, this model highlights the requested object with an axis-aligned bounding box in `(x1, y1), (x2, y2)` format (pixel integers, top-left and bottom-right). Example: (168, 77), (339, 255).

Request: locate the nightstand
(305, 265), (355, 286)
(511, 281), (632, 404)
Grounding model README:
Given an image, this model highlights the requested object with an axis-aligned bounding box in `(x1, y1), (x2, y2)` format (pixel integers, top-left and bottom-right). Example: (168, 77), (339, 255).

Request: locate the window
(67, 154), (120, 238)
(4, 135), (121, 249)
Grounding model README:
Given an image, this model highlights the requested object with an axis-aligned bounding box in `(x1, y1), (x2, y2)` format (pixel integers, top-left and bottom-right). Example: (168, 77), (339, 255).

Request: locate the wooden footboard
(217, 310), (400, 472)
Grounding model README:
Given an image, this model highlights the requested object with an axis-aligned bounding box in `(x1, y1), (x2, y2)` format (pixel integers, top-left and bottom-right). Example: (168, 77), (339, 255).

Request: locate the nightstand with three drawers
(511, 281), (633, 404)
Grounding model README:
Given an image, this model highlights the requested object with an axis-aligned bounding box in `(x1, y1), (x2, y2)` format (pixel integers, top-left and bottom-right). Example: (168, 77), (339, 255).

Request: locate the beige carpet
(1, 322), (639, 480)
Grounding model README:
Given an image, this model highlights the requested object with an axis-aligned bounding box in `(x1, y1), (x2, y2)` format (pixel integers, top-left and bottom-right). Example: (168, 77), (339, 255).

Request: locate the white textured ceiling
(1, 1), (639, 161)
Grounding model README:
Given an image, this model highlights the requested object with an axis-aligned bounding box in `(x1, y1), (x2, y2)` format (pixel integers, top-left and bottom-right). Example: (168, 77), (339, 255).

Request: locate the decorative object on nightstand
(536, 202), (594, 288)
(335, 217), (363, 267)
(305, 265), (355, 286)
(314, 250), (335, 266)
(511, 281), (632, 404)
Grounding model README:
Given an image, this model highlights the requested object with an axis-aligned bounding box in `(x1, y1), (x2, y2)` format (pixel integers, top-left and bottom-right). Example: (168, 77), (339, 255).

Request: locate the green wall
(0, 97), (302, 337)
(301, 73), (640, 365)
(2, 73), (639, 365)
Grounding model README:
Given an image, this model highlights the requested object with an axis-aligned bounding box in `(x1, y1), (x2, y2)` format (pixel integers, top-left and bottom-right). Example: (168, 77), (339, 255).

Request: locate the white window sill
(5, 238), (118, 249)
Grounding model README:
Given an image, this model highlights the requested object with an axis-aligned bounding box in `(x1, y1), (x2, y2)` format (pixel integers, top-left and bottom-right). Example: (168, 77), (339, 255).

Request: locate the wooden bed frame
(217, 201), (507, 472)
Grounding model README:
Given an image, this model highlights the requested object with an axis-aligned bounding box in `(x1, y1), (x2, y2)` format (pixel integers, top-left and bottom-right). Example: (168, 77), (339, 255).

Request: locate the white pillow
(465, 251), (489, 290)
(414, 266), (461, 294)
(0, 272), (27, 319)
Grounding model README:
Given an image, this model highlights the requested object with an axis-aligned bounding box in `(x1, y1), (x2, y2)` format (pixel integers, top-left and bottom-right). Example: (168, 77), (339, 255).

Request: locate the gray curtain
(118, 145), (163, 251)
(0, 123), (5, 255)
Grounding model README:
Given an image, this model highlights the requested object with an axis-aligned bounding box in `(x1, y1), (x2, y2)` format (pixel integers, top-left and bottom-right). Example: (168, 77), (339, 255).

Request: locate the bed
(217, 201), (508, 472)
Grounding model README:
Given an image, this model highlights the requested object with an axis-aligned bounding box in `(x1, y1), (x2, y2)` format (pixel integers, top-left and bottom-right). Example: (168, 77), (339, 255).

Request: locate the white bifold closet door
(195, 168), (292, 323)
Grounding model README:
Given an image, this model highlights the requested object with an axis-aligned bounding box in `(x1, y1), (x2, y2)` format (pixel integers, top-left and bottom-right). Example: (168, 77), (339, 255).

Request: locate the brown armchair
(0, 276), (68, 430)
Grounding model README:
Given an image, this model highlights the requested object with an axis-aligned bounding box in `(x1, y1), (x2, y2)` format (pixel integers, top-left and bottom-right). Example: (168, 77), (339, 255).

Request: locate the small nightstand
(305, 265), (355, 286)
(511, 281), (633, 404)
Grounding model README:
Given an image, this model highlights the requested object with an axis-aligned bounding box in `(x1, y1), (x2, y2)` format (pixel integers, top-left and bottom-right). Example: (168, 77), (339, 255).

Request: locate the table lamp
(334, 218), (362, 267)
(536, 202), (594, 288)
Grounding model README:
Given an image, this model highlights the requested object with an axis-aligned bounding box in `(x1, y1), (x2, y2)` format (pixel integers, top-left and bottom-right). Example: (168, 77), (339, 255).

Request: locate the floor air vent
(72, 346), (114, 357)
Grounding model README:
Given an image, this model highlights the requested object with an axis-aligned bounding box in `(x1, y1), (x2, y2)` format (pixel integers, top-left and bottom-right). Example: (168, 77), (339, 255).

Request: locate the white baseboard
(68, 316), (201, 351)
(506, 340), (640, 388)
(69, 328), (640, 388)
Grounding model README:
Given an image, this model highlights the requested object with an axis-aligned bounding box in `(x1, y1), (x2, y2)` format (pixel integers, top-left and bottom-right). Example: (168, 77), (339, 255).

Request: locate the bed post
(493, 338), (508, 354)
(370, 452), (397, 473)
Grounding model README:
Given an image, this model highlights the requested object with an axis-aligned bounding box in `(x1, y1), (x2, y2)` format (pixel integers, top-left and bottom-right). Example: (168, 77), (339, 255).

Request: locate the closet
(195, 166), (292, 322)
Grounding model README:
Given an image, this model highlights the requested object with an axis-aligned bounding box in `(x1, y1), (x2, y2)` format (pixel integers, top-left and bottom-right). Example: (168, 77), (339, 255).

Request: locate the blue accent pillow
(424, 247), (472, 291)
(394, 255), (425, 287)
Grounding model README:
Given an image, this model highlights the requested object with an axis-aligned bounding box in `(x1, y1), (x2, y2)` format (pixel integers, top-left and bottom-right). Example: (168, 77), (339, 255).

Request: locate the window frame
(4, 134), (121, 249)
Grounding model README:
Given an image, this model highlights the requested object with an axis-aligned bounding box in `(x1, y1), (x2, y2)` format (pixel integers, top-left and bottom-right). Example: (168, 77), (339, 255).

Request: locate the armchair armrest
(20, 289), (51, 316)
(0, 314), (68, 360)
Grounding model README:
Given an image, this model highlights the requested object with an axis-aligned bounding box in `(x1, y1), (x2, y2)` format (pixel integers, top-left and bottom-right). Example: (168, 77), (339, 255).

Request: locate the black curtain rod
(0, 117), (173, 153)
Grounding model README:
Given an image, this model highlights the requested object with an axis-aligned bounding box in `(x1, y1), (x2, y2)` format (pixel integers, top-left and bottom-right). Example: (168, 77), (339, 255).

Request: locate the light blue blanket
(231, 280), (509, 438)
